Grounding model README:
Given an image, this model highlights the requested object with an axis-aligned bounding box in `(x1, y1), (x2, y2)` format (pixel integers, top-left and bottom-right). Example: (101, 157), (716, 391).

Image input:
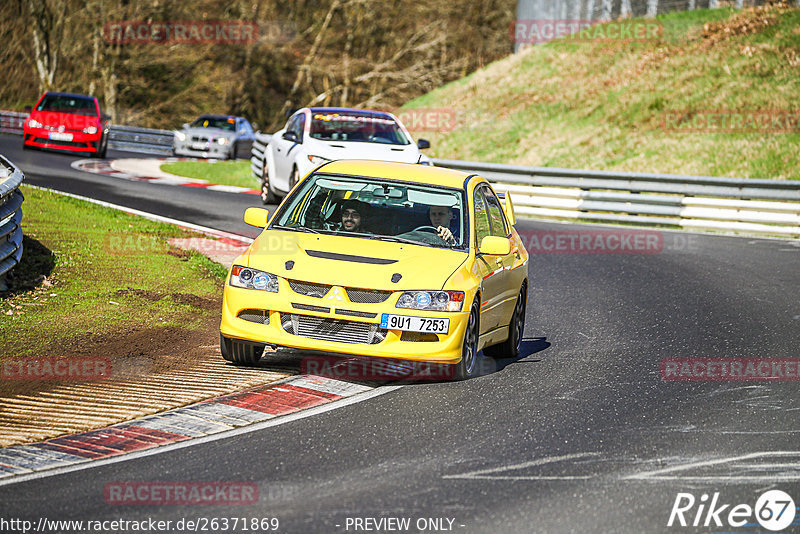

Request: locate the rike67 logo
(668, 490), (796, 531)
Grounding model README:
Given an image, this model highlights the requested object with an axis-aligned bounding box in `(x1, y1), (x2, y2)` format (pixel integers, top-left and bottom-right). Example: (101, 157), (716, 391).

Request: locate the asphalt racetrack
(1, 134), (799, 533)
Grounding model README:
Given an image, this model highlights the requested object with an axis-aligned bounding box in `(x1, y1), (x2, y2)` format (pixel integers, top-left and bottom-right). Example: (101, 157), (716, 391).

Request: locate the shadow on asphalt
(249, 336), (551, 387)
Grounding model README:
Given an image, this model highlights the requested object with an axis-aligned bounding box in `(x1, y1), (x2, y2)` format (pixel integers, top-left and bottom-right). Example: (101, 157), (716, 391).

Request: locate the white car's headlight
(175, 131), (186, 141)
(28, 119), (43, 128)
(216, 137), (230, 145)
(230, 265), (279, 292)
(307, 155), (331, 166)
(83, 126), (98, 134)
(396, 291), (464, 312)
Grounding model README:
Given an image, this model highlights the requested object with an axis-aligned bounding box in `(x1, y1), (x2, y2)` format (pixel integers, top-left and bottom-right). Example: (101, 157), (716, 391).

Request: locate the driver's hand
(437, 226), (454, 243)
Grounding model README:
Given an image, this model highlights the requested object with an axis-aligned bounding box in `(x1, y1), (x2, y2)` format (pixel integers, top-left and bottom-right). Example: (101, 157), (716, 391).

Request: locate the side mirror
(282, 131), (298, 142)
(102, 113), (111, 122)
(417, 139), (430, 150)
(479, 236), (511, 256)
(244, 207), (270, 228)
(23, 106), (32, 113)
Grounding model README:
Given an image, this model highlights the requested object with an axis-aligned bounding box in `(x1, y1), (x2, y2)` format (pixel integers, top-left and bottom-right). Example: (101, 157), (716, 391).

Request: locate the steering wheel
(412, 225), (440, 234)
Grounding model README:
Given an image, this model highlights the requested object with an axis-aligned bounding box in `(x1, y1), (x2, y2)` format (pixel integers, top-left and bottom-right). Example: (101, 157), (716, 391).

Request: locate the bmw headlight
(28, 119), (43, 128)
(216, 137), (230, 145)
(396, 291), (464, 312)
(175, 131), (186, 141)
(307, 155), (331, 166)
(230, 265), (279, 292)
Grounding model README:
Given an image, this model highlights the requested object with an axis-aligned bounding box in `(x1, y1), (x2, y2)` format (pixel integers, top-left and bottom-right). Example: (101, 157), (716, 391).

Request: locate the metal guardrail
(432, 159), (800, 236)
(250, 132), (272, 183)
(0, 155), (24, 290)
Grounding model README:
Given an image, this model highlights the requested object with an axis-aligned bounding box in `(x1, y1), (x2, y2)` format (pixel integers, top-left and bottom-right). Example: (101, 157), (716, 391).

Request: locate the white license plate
(191, 142), (207, 150)
(380, 314), (449, 334)
(49, 132), (73, 141)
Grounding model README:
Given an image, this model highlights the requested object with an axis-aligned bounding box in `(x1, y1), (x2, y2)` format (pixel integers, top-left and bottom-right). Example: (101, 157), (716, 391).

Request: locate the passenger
(428, 205), (456, 244)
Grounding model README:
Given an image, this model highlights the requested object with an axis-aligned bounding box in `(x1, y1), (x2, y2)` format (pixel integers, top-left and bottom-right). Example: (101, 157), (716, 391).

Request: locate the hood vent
(306, 249), (397, 265)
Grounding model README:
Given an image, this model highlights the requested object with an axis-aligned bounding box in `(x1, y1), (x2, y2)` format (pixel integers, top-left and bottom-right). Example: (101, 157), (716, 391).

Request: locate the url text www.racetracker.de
(0, 517), (280, 533)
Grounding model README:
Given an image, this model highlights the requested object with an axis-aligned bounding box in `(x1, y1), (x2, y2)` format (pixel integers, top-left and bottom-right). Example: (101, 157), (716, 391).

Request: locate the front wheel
(220, 333), (264, 366)
(455, 299), (480, 380)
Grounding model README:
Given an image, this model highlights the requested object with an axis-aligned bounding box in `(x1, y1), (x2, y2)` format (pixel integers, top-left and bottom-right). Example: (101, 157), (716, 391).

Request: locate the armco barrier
(430, 159), (800, 237)
(0, 155), (24, 290)
(250, 131), (272, 184)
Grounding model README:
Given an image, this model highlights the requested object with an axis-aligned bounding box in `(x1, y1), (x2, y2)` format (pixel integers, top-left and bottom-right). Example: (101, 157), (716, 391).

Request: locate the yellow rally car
(220, 160), (529, 380)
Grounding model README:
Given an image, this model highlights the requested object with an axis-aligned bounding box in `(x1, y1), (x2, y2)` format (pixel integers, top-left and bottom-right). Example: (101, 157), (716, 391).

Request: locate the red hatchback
(23, 92), (110, 157)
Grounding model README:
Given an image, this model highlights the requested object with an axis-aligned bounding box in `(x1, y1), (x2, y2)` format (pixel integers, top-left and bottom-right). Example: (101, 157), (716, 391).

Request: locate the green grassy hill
(401, 4), (800, 179)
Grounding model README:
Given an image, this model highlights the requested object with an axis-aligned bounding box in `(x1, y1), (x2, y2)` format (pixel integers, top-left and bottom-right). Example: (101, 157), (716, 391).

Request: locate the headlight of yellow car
(396, 291), (464, 312)
(230, 265), (279, 292)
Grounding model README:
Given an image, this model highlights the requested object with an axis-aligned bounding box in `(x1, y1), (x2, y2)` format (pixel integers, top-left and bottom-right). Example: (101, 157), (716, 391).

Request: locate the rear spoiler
(496, 191), (516, 226)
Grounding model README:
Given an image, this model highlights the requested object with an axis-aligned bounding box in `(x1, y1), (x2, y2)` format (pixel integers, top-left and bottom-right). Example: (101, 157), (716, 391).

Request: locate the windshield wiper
(272, 224), (321, 234)
(368, 235), (433, 246)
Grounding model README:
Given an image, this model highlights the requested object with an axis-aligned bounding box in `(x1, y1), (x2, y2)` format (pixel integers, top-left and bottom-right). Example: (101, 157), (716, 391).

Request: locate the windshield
(273, 173), (466, 249)
(36, 94), (96, 116)
(190, 116), (236, 131)
(309, 112), (410, 145)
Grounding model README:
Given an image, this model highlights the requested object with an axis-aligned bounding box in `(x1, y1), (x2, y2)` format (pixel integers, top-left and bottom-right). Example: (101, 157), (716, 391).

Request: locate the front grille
(289, 280), (332, 298)
(292, 302), (330, 313)
(191, 136), (210, 143)
(345, 288), (393, 304)
(237, 309), (270, 325)
(280, 313), (386, 345)
(400, 331), (439, 342)
(335, 309), (377, 319)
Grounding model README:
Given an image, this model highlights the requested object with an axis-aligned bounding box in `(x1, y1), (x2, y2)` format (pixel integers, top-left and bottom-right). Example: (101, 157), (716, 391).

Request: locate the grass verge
(161, 160), (257, 188)
(400, 5), (800, 179)
(0, 185), (226, 360)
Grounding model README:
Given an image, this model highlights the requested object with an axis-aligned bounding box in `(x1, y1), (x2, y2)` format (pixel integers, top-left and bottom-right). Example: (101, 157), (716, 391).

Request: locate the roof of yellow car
(318, 160), (476, 188)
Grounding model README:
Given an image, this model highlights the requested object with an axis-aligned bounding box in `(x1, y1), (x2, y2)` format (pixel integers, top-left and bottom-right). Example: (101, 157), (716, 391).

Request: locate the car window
(308, 111), (410, 145)
(473, 188), (491, 248)
(190, 116), (236, 131)
(286, 114), (304, 139)
(272, 174), (467, 250)
(482, 186), (509, 237)
(36, 95), (96, 116)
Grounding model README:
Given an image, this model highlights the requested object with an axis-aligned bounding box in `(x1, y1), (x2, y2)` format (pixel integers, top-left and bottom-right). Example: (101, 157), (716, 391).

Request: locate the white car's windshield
(273, 174), (466, 249)
(308, 112), (410, 145)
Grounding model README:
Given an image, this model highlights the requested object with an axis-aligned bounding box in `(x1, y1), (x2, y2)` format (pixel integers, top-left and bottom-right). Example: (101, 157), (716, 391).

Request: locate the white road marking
(624, 451), (800, 482)
(442, 452), (601, 481)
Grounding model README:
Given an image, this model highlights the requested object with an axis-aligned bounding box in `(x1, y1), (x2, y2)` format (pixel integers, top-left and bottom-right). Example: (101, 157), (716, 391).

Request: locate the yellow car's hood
(246, 230), (467, 290)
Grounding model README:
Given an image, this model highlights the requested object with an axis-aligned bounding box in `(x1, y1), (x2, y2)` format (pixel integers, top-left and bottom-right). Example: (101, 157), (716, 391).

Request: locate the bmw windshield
(273, 173), (467, 250)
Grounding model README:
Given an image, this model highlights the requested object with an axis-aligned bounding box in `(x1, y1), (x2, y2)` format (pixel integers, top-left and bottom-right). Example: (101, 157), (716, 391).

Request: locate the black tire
(455, 298), (481, 380)
(289, 166), (300, 189)
(484, 284), (527, 360)
(260, 159), (278, 205)
(220, 333), (264, 366)
(229, 142), (238, 160)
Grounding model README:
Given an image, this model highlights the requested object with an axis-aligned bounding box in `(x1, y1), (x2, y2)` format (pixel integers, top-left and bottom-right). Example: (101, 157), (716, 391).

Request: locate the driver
(428, 205), (456, 244)
(339, 199), (368, 233)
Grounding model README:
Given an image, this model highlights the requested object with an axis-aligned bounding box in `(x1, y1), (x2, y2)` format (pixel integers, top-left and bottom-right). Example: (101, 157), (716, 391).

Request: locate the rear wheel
(455, 298), (480, 380)
(220, 333), (264, 366)
(289, 166), (300, 189)
(260, 159), (278, 205)
(484, 285), (527, 360)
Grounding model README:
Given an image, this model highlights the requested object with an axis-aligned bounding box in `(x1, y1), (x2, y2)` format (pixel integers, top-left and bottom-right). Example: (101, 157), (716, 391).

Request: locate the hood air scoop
(305, 249), (397, 265)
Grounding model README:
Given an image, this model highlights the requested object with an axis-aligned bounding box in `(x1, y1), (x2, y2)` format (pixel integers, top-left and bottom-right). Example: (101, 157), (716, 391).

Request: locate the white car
(259, 107), (431, 204)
